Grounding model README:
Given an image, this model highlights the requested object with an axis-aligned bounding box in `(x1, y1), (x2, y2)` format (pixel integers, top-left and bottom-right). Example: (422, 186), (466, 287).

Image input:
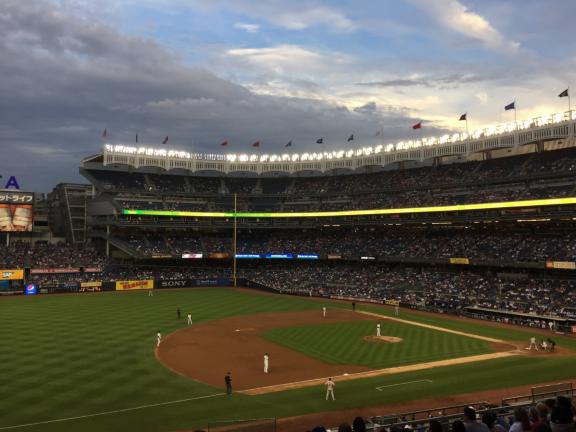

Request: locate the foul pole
(233, 193), (237, 287)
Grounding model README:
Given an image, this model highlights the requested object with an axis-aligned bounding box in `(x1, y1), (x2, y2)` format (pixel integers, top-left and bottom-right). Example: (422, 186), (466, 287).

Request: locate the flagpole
(465, 116), (469, 136)
(514, 99), (517, 129)
(569, 87), (572, 117)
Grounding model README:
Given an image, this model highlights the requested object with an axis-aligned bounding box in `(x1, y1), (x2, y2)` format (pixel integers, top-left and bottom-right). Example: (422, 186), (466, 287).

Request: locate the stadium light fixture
(104, 109), (575, 166)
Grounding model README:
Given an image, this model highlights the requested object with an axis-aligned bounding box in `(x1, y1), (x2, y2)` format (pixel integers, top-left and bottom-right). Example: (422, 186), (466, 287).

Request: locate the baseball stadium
(2, 110), (576, 432)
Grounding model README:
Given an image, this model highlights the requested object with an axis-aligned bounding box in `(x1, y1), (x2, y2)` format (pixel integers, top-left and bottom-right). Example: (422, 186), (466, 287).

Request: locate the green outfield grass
(264, 320), (492, 368)
(1, 288), (575, 432)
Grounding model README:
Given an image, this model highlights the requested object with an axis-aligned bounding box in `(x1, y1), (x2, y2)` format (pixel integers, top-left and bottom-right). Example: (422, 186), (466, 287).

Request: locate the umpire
(225, 372), (232, 395)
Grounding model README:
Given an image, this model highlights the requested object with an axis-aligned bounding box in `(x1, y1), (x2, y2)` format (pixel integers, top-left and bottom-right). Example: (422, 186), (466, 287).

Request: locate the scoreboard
(0, 191), (34, 232)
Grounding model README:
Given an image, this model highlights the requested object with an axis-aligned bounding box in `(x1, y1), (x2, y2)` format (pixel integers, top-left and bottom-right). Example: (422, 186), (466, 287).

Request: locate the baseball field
(2, 287), (576, 432)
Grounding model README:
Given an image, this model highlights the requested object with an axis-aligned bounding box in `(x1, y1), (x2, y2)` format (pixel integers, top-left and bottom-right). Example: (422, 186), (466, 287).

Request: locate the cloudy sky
(1, 0), (575, 191)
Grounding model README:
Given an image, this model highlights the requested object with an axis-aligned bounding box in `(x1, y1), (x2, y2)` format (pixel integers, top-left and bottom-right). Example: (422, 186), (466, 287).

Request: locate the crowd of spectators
(0, 241), (107, 268)
(304, 392), (575, 432)
(91, 148), (576, 195)
(90, 147), (576, 214)
(107, 229), (576, 263)
(240, 263), (576, 319)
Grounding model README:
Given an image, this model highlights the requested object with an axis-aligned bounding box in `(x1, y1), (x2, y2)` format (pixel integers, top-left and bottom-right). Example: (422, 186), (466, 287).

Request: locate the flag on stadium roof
(221, 140), (229, 147)
(162, 136), (169, 144)
(347, 134), (354, 142)
(412, 122), (422, 130)
(375, 130), (381, 137)
(459, 113), (467, 121)
(504, 101), (515, 111)
(102, 128), (107, 138)
(285, 140), (292, 147)
(316, 138), (324, 144)
(135, 133), (138, 143)
(559, 89), (569, 98)
(252, 141), (260, 148)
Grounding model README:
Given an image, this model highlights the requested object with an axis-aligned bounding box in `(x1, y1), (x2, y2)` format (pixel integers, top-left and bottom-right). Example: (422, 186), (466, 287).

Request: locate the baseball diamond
(2, 288), (576, 432)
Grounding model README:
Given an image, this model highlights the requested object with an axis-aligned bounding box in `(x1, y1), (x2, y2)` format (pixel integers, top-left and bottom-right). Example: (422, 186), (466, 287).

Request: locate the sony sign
(159, 280), (187, 288)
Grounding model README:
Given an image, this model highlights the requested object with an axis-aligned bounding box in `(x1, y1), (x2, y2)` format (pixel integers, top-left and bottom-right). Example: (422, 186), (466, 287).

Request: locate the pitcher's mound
(364, 335), (403, 343)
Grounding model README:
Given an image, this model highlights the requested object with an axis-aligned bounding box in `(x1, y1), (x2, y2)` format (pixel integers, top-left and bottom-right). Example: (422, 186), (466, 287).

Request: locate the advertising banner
(235, 254), (261, 259)
(327, 254), (342, 260)
(296, 254), (319, 259)
(84, 267), (103, 273)
(265, 253), (293, 259)
(208, 252), (229, 259)
(116, 280), (154, 291)
(182, 253), (203, 259)
(116, 280), (154, 290)
(25, 284), (37, 295)
(0, 269), (24, 280)
(449, 257), (470, 265)
(157, 279), (188, 289)
(30, 268), (80, 274)
(0, 192), (34, 232)
(80, 281), (102, 292)
(546, 261), (576, 270)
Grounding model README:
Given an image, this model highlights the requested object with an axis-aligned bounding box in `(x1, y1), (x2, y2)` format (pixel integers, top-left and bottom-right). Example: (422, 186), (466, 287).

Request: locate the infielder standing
(376, 323), (381, 337)
(264, 353), (269, 373)
(187, 313), (193, 325)
(322, 307), (327, 318)
(528, 336), (539, 350)
(394, 304), (399, 316)
(157, 331), (162, 347)
(325, 378), (335, 400)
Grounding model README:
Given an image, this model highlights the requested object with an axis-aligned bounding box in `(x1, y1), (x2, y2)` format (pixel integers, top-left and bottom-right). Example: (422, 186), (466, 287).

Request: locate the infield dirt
(157, 309), (521, 393)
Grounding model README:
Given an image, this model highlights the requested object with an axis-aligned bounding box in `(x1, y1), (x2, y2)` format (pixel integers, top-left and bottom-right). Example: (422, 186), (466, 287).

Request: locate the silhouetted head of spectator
(353, 416), (366, 432)
(534, 424), (553, 432)
(464, 407), (477, 423)
(429, 419), (443, 432)
(452, 420), (466, 432)
(514, 407), (531, 431)
(482, 412), (496, 429)
(338, 424), (352, 432)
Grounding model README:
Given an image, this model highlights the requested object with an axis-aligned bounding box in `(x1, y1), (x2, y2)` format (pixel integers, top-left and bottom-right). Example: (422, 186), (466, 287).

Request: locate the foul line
(357, 311), (505, 343)
(0, 393), (225, 430)
(376, 379), (432, 391)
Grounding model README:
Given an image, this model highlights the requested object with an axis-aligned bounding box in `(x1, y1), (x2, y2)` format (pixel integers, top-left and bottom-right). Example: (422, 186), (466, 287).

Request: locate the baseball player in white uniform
(264, 353), (269, 373)
(148, 289), (154, 297)
(187, 313), (193, 325)
(528, 336), (539, 350)
(376, 323), (381, 337)
(322, 307), (326, 318)
(325, 378), (335, 400)
(157, 331), (162, 347)
(394, 304), (399, 316)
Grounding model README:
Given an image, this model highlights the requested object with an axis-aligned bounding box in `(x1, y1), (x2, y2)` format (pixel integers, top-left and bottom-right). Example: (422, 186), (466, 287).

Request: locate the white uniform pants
(326, 388), (335, 400)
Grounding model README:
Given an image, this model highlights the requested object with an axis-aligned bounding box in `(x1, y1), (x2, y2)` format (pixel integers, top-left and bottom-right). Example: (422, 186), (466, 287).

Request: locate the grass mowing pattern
(0, 289), (319, 429)
(1, 289), (576, 432)
(359, 304), (576, 349)
(264, 320), (492, 368)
